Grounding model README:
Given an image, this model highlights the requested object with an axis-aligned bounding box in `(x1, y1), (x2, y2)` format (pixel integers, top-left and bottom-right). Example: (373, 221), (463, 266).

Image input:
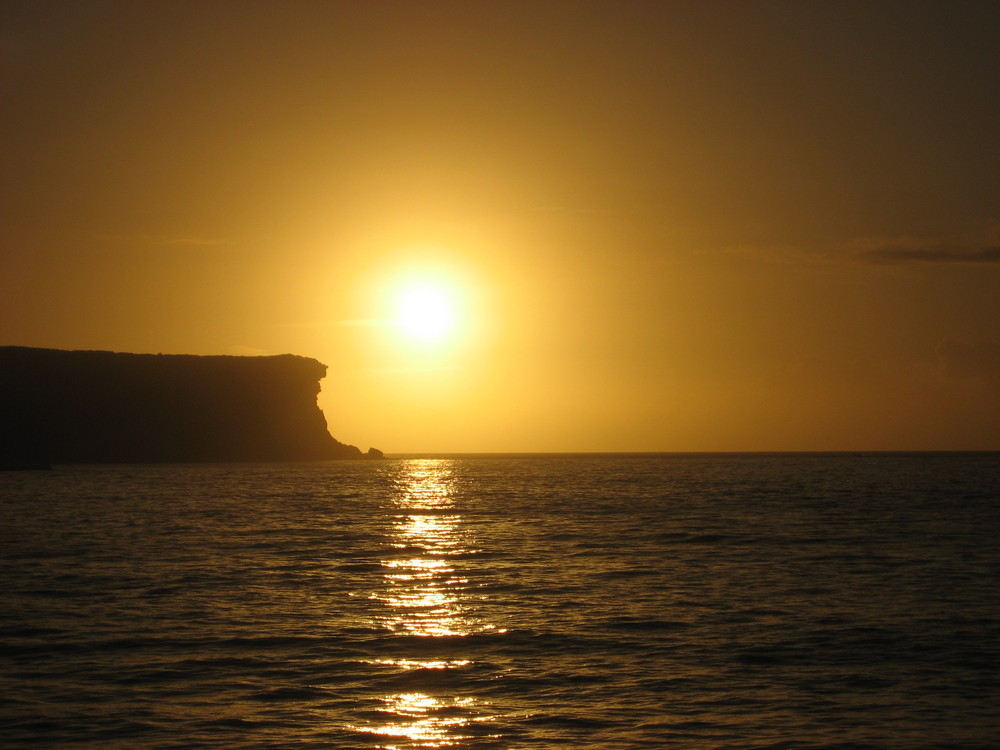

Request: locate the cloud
(856, 244), (1000, 265)
(330, 319), (388, 327)
(158, 236), (232, 247)
(271, 319), (388, 329)
(368, 366), (456, 375)
(722, 243), (826, 264)
(727, 225), (1000, 267)
(98, 233), (232, 247)
(846, 226), (1000, 265)
(938, 340), (1000, 382)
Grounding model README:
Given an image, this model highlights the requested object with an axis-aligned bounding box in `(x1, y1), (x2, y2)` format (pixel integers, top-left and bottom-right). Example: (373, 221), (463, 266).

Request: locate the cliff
(0, 346), (377, 466)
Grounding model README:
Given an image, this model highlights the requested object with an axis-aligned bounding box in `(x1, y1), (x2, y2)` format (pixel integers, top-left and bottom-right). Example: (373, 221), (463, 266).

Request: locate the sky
(2, 0), (998, 453)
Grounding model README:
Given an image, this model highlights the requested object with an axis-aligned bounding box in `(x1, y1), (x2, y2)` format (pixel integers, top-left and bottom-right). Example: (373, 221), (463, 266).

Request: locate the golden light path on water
(350, 459), (503, 748)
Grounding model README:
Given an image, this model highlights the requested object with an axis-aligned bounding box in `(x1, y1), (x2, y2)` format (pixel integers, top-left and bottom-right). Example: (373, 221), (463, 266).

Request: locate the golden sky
(2, 1), (998, 452)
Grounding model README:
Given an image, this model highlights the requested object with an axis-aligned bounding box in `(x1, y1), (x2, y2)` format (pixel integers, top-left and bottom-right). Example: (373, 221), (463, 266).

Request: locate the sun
(395, 281), (457, 342)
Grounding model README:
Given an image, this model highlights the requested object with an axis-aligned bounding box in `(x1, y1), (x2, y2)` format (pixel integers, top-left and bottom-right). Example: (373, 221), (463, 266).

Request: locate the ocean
(1, 453), (998, 749)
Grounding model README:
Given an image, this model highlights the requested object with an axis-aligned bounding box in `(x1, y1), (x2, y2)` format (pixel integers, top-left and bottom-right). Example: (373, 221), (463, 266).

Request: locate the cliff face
(0, 347), (368, 466)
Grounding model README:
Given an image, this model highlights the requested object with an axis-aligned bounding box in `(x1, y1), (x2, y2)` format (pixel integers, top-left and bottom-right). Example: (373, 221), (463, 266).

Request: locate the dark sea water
(1, 453), (999, 749)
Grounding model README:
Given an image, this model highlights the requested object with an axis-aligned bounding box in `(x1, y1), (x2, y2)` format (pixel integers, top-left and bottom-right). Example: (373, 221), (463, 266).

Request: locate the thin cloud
(728, 227), (1000, 268)
(331, 319), (390, 328)
(367, 366), (456, 375)
(271, 319), (389, 329)
(160, 236), (232, 247)
(722, 243), (829, 264)
(857, 245), (1000, 265)
(98, 233), (232, 247)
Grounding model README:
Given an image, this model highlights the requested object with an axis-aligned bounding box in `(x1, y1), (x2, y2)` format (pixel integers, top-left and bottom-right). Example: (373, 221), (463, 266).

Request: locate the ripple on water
(1, 454), (998, 748)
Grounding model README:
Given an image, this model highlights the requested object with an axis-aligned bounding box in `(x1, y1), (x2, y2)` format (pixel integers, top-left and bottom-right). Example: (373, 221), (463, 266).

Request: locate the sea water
(1, 453), (998, 749)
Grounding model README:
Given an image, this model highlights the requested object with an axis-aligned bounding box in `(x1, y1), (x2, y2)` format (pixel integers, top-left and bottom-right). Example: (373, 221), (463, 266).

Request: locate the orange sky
(2, 1), (998, 452)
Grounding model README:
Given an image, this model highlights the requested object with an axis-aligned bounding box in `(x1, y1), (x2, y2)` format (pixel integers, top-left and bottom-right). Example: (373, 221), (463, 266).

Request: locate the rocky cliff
(0, 347), (377, 466)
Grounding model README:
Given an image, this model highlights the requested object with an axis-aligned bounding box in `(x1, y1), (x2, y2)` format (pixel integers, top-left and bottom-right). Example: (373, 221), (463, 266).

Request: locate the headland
(0, 346), (380, 467)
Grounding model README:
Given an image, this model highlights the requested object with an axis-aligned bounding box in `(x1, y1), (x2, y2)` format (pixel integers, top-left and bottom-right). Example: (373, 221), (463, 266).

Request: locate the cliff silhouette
(0, 346), (379, 467)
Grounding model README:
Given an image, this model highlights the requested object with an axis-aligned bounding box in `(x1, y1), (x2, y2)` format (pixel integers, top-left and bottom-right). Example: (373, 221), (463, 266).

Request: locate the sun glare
(396, 282), (456, 342)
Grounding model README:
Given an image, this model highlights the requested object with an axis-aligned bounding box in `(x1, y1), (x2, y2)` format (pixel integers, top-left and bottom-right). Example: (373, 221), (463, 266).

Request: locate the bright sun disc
(396, 283), (456, 341)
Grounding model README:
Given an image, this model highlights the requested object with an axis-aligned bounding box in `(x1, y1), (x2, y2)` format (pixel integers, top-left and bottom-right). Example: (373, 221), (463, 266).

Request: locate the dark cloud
(858, 245), (1000, 265)
(728, 228), (1000, 268)
(938, 340), (1000, 382)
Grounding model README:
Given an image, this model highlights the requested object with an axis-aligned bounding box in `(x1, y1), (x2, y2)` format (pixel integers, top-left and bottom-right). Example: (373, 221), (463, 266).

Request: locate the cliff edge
(0, 346), (375, 466)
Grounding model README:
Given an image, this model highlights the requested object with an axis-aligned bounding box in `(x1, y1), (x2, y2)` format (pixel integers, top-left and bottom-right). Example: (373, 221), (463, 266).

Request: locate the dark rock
(0, 346), (366, 465)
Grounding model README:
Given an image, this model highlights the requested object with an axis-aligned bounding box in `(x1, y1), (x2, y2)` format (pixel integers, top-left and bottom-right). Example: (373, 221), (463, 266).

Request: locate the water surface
(2, 453), (998, 748)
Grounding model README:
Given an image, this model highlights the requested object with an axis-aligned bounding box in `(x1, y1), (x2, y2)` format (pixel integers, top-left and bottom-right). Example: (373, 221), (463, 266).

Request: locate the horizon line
(382, 449), (1000, 458)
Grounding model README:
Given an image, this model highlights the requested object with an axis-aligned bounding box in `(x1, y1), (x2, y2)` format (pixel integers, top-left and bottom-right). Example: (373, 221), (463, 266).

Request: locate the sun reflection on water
(350, 459), (502, 748)
(366, 692), (497, 748)
(369, 460), (495, 638)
